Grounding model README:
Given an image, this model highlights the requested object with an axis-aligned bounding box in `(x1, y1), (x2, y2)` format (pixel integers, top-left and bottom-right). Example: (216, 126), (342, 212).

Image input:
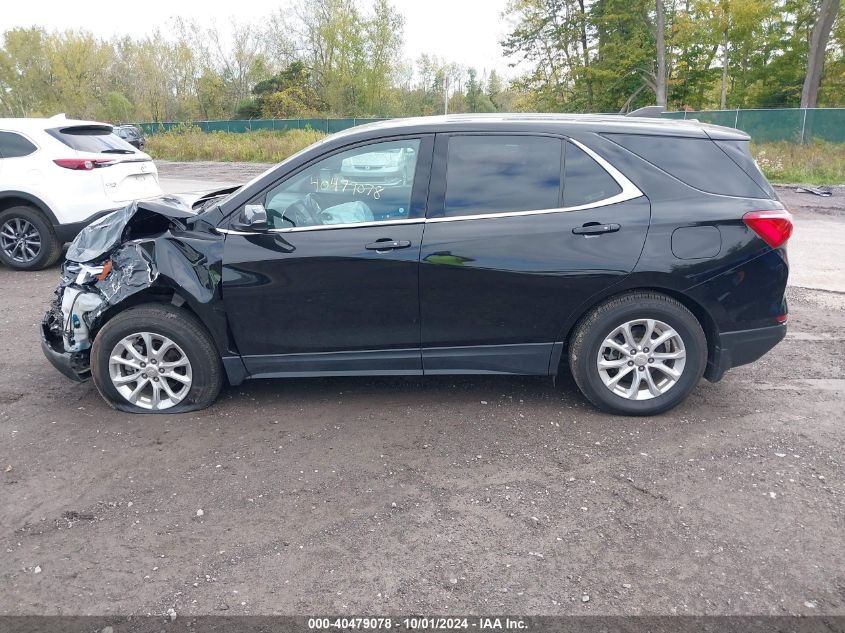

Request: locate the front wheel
(568, 292), (707, 416)
(91, 304), (223, 413)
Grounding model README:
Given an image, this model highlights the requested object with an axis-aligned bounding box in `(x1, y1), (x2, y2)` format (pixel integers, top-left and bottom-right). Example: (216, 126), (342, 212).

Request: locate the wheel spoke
(128, 377), (150, 402)
(113, 372), (142, 385)
(149, 381), (162, 410)
(111, 355), (142, 370)
(603, 338), (630, 356)
(652, 350), (685, 360)
(160, 379), (180, 399)
(626, 369), (643, 398)
(120, 341), (146, 363)
(159, 357), (189, 369)
(641, 319), (656, 345)
(621, 323), (637, 349)
(605, 365), (634, 388)
(163, 370), (191, 384)
(643, 368), (662, 397)
(651, 327), (678, 349)
(652, 362), (680, 380)
(154, 339), (177, 361)
(598, 357), (629, 369)
(141, 332), (154, 357)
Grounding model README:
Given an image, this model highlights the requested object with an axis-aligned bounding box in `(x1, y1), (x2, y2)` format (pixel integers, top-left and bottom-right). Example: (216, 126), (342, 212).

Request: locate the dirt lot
(0, 171), (843, 617)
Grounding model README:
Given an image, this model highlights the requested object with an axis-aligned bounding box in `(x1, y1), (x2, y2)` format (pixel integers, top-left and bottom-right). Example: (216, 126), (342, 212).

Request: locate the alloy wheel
(0, 218), (41, 263)
(596, 318), (687, 401)
(108, 332), (193, 411)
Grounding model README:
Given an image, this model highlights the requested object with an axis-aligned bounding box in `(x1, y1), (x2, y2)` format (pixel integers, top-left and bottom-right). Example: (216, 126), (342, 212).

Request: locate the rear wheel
(0, 206), (62, 271)
(91, 304), (223, 414)
(568, 292), (707, 416)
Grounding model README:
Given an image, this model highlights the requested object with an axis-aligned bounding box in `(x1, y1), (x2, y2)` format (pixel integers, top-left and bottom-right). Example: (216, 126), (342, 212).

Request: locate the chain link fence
(662, 108), (845, 143)
(137, 109), (845, 144)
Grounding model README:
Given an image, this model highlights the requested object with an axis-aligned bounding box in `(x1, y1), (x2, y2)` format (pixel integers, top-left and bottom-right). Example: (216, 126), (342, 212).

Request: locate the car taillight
(742, 209), (793, 249)
(53, 158), (116, 171)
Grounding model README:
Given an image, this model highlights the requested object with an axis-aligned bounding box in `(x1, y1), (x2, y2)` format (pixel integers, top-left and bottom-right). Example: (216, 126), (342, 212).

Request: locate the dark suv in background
(41, 113), (791, 416)
(113, 125), (145, 150)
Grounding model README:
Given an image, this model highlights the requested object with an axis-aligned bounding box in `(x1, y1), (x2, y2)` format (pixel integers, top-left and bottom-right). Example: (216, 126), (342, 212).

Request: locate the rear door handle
(572, 223), (621, 236)
(365, 239), (412, 251)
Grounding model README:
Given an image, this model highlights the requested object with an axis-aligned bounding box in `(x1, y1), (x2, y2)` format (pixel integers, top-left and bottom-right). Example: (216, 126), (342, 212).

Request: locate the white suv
(0, 115), (162, 270)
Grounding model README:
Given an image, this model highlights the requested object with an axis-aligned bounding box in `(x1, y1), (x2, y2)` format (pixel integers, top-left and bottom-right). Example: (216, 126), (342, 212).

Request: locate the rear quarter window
(46, 126), (138, 154)
(604, 133), (771, 199)
(0, 131), (38, 158)
(563, 141), (622, 207)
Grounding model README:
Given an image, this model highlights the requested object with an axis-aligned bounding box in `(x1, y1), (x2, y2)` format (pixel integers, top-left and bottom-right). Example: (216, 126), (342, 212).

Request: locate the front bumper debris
(40, 322), (91, 382)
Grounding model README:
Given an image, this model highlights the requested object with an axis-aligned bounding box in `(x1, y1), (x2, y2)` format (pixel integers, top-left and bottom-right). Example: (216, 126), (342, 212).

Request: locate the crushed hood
(66, 196), (200, 263)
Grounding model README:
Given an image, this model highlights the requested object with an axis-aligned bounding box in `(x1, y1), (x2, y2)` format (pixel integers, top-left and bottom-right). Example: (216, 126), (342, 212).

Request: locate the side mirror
(233, 204), (269, 231)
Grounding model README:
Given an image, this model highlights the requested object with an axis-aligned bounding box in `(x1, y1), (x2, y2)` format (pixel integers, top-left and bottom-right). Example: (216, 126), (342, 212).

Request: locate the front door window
(263, 139), (421, 229)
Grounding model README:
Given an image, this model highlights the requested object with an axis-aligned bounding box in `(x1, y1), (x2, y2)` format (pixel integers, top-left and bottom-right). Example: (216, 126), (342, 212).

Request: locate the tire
(91, 304), (223, 414)
(568, 292), (707, 416)
(0, 206), (63, 271)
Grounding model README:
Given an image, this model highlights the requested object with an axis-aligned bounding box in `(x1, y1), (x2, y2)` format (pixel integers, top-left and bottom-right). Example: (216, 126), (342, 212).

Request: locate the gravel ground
(0, 168), (842, 617)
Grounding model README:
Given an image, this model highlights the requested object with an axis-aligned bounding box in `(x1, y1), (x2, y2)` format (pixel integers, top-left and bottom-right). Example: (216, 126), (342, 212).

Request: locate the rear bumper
(704, 323), (787, 382)
(40, 323), (91, 382)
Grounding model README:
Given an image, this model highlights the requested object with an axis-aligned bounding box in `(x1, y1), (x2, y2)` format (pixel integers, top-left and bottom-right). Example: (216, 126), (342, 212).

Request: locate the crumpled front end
(41, 242), (161, 381)
(40, 198), (225, 383)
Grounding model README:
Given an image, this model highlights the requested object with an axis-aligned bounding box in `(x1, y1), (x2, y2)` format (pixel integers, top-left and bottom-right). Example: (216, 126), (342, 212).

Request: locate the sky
(5, 0), (517, 77)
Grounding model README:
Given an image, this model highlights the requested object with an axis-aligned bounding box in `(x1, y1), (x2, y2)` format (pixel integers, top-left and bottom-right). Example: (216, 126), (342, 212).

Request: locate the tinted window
(263, 139), (420, 229)
(714, 140), (777, 199)
(444, 135), (562, 217)
(563, 141), (622, 207)
(46, 126), (137, 154)
(0, 131), (37, 158)
(605, 133), (769, 198)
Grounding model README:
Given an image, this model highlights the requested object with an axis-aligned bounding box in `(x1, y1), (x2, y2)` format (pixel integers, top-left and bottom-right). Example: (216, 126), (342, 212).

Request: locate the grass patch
(752, 141), (845, 185)
(146, 127), (326, 163)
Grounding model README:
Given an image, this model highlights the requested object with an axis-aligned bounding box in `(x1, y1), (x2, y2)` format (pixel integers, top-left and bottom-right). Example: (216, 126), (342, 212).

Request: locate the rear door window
(443, 135), (563, 217)
(46, 126), (138, 154)
(563, 141), (623, 207)
(0, 131), (38, 158)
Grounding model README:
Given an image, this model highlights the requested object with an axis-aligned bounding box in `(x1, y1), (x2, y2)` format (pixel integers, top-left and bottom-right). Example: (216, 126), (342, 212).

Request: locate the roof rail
(625, 106), (665, 118)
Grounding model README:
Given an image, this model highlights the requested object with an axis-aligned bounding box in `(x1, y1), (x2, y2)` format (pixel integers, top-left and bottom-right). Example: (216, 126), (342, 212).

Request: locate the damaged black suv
(41, 114), (792, 415)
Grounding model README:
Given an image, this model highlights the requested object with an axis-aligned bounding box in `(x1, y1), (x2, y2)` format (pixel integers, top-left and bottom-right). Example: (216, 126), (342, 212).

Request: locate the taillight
(53, 158), (116, 171)
(742, 209), (793, 249)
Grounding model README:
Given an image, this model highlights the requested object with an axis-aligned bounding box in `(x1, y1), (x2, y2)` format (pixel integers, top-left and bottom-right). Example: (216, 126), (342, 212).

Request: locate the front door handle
(365, 239), (412, 251)
(572, 222), (621, 236)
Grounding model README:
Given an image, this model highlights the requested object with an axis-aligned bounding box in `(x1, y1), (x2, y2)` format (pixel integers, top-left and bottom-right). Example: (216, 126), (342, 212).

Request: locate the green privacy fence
(137, 118), (386, 136)
(661, 108), (845, 143)
(138, 109), (845, 143)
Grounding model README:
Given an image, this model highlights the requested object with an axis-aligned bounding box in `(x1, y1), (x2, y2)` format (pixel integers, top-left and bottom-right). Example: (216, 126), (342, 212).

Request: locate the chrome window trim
(217, 137), (642, 235)
(217, 217), (422, 236)
(429, 137), (642, 224)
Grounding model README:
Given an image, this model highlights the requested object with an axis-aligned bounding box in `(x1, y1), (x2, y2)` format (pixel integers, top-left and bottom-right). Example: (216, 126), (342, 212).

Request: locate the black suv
(113, 125), (145, 150)
(41, 113), (791, 416)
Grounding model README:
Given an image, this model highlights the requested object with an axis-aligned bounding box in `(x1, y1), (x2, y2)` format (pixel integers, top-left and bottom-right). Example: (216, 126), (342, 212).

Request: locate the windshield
(47, 125), (138, 154)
